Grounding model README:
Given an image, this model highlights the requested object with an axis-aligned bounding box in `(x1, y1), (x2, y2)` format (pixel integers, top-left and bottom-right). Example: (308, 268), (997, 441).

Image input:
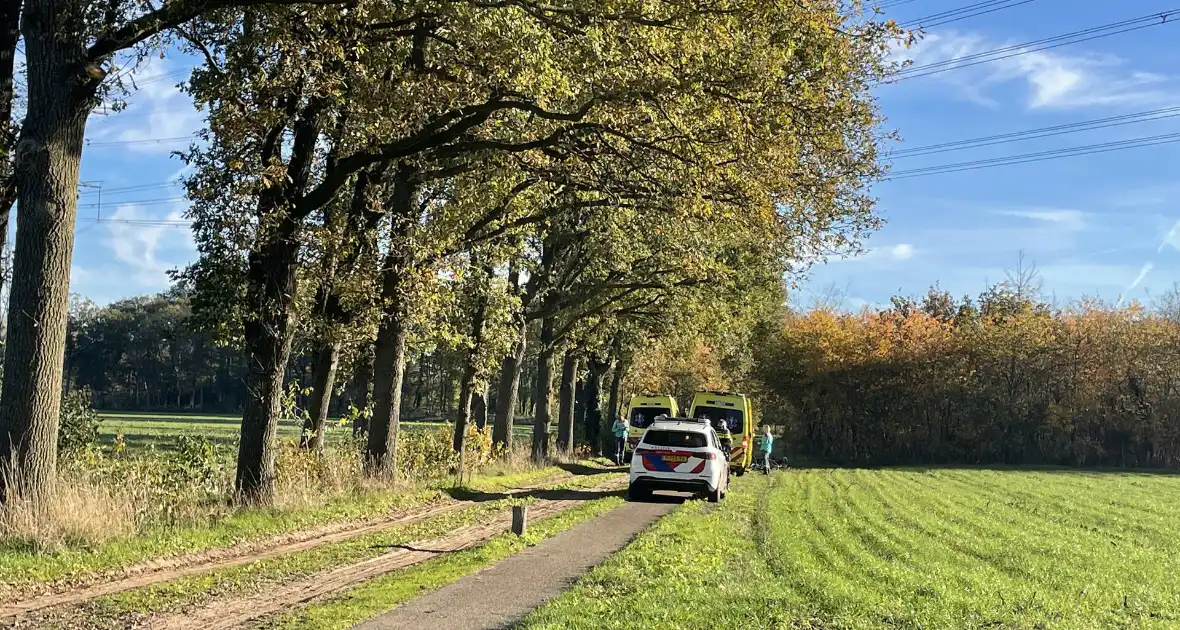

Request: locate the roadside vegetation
(0, 416), (605, 586)
(755, 277), (1180, 468)
(523, 469), (1180, 629)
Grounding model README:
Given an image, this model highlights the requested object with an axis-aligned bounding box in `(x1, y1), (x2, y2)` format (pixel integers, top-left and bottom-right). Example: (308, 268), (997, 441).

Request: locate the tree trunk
(473, 385), (488, 431)
(557, 349), (578, 453)
(300, 341), (340, 452)
(412, 350), (426, 410)
(605, 354), (625, 457)
(531, 317), (556, 463)
(367, 309), (407, 474)
(0, 10), (94, 502)
(584, 356), (607, 451)
(454, 362), (478, 453)
(454, 263), (491, 453)
(365, 172), (416, 474)
(352, 340), (375, 436)
(528, 367), (538, 417)
(573, 378), (587, 443)
(235, 215), (301, 505)
(493, 320), (527, 452)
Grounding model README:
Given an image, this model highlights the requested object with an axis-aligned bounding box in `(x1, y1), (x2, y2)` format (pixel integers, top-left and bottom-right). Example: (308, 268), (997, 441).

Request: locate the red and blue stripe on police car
(636, 448), (713, 473)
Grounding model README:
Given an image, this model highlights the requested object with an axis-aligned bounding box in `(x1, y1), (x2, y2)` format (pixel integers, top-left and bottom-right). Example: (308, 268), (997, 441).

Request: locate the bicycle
(750, 456), (786, 474)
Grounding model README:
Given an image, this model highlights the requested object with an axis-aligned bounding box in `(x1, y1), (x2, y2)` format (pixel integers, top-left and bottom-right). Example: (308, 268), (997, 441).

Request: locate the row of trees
(755, 282), (1180, 468)
(62, 288), (633, 427)
(0, 0), (903, 507)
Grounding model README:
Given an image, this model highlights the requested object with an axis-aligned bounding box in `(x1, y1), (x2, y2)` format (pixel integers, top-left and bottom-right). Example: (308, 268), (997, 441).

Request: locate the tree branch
(86, 0), (350, 62)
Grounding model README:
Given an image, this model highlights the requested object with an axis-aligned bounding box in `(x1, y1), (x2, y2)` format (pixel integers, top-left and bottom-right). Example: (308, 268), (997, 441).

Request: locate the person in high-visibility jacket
(715, 418), (732, 458)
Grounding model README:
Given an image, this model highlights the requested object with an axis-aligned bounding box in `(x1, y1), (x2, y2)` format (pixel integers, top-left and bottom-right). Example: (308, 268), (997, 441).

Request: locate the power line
(77, 196), (186, 209)
(83, 135), (196, 148)
(78, 181), (183, 197)
(75, 216), (192, 229)
(879, 0), (924, 9)
(886, 131), (1180, 179)
(893, 9), (1180, 81)
(91, 107), (205, 120)
(125, 67), (195, 86)
(899, 0), (1037, 29)
(890, 106), (1180, 158)
(918, 0), (1037, 29)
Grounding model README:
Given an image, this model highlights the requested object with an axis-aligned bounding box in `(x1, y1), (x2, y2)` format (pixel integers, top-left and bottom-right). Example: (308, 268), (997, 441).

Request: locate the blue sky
(57, 1), (1180, 310)
(800, 1), (1180, 310)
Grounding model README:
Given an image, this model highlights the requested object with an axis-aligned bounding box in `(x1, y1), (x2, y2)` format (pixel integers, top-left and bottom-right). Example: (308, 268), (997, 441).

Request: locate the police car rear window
(643, 430), (707, 448)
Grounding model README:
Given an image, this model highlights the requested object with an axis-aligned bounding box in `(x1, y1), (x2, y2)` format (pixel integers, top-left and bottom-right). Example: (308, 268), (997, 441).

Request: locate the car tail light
(633, 448), (650, 456)
(699, 451), (717, 460)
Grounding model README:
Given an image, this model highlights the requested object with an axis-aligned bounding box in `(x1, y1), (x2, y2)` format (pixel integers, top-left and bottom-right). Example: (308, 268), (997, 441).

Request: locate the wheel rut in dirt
(141, 479), (628, 630)
(0, 471), (615, 621)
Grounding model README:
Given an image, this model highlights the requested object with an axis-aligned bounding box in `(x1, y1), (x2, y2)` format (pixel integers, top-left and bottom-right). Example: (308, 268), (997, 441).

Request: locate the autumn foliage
(755, 287), (1180, 467)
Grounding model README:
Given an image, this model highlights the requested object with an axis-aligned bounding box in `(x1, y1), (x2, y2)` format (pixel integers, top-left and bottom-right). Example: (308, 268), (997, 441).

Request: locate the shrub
(58, 388), (101, 460)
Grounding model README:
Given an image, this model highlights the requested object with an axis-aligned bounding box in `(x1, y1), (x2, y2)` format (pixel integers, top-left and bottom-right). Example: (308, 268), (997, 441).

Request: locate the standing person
(612, 415), (629, 465)
(715, 418), (732, 459)
(758, 425), (774, 475)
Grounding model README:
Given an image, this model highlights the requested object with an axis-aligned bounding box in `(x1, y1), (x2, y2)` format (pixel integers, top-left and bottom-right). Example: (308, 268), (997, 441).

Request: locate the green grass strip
(520, 469), (1180, 630)
(258, 495), (625, 630)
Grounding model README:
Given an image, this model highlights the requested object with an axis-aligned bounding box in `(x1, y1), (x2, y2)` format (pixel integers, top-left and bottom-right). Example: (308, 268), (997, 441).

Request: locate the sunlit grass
(523, 468), (1180, 629)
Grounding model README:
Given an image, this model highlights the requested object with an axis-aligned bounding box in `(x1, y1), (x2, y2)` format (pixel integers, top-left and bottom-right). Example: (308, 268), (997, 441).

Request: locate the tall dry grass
(1, 425), (558, 551)
(0, 471), (137, 552)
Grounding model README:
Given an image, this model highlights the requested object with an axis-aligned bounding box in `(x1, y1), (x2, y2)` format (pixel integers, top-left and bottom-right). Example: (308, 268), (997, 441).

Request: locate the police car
(627, 417), (729, 503)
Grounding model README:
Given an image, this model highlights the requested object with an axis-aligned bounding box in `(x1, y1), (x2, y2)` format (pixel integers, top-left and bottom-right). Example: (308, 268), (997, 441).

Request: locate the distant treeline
(754, 284), (1180, 468)
(63, 290), (553, 420)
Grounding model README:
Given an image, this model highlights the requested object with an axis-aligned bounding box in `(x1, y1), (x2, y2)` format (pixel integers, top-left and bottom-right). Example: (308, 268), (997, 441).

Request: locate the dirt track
(142, 479), (627, 630)
(0, 472), (582, 621)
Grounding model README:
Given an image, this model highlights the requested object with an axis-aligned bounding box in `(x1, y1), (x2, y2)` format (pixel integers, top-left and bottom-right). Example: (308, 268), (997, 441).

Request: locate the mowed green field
(98, 412), (540, 449)
(523, 468), (1180, 629)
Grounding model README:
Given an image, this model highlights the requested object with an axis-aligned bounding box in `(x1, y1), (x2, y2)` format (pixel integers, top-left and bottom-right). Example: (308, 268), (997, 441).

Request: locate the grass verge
(258, 495), (627, 630)
(0, 461), (617, 588)
(521, 468), (1180, 630)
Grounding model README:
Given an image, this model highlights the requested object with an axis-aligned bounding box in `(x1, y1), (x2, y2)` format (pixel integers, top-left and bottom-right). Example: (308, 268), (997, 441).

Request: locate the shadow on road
(445, 486), (626, 503)
(372, 543), (461, 554)
(555, 462), (624, 476)
(627, 490), (693, 505)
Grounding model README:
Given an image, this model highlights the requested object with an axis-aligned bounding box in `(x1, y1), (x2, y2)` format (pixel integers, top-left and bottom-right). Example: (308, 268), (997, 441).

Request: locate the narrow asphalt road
(351, 495), (682, 630)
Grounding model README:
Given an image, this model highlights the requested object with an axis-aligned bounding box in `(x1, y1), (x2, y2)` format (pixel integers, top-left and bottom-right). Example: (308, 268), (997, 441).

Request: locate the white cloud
(889, 243), (915, 260)
(835, 243), (917, 263)
(896, 31), (1176, 110)
(88, 60), (204, 154)
(995, 208), (1087, 231)
(1158, 219), (1180, 253)
(1128, 261), (1154, 291)
(1036, 263), (1163, 295)
(103, 203), (195, 289)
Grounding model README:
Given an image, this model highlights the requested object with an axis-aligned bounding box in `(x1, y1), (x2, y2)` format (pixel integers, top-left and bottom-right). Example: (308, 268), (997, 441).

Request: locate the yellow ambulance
(688, 390), (754, 475)
(623, 394), (679, 463)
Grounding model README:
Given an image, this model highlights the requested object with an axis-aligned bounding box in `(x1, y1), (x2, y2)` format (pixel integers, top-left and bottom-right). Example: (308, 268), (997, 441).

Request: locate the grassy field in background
(523, 468), (1180, 629)
(97, 411), (541, 449)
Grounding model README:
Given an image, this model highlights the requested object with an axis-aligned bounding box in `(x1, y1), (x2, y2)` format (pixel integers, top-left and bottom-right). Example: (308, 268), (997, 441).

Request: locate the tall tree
(556, 348), (578, 452)
(0, 0), (353, 504)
